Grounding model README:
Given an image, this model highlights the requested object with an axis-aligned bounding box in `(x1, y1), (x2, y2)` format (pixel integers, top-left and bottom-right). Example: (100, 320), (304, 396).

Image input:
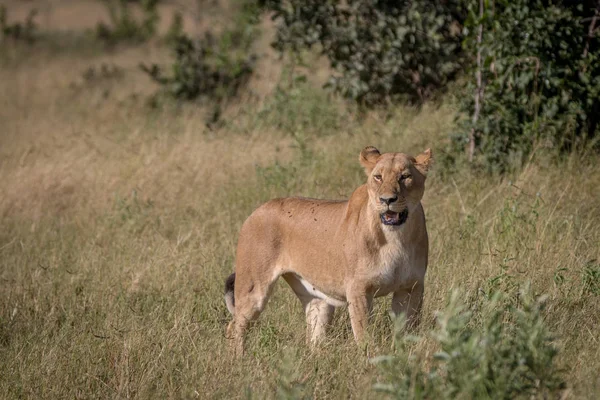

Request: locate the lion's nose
(380, 196), (398, 205)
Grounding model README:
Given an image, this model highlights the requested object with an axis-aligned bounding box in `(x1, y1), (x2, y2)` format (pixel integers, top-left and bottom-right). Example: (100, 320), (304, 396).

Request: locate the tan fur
(225, 147), (432, 355)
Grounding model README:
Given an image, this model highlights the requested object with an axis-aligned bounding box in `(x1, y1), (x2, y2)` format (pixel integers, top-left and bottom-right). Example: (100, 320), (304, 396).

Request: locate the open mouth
(380, 209), (409, 226)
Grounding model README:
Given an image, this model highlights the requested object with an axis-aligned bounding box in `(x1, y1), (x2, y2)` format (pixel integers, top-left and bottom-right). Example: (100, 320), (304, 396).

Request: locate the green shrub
(456, 0), (600, 171)
(264, 0), (466, 106)
(140, 33), (255, 101)
(372, 287), (566, 399)
(0, 5), (37, 43)
(164, 11), (183, 45)
(140, 0), (260, 113)
(96, 0), (159, 44)
(264, 0), (600, 170)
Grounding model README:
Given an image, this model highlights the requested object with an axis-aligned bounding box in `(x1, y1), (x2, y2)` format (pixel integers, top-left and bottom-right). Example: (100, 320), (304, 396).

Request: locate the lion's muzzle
(380, 208), (409, 226)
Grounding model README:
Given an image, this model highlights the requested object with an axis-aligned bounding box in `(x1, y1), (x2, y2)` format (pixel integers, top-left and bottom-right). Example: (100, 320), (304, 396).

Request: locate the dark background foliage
(262, 0), (600, 170)
(455, 0), (600, 171)
(265, 0), (467, 106)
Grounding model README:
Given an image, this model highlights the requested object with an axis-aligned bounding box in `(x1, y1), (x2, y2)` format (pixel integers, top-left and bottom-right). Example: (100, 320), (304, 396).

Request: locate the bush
(456, 0), (600, 171)
(265, 0), (600, 170)
(372, 287), (566, 399)
(140, 33), (255, 102)
(164, 11), (183, 45)
(140, 0), (260, 109)
(265, 0), (466, 106)
(96, 0), (159, 44)
(0, 5), (37, 43)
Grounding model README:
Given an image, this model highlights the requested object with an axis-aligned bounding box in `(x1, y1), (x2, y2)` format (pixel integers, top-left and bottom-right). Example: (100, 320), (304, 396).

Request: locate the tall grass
(1, 27), (600, 399)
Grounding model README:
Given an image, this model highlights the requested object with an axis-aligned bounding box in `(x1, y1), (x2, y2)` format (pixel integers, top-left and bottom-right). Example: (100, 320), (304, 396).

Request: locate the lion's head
(359, 146), (432, 227)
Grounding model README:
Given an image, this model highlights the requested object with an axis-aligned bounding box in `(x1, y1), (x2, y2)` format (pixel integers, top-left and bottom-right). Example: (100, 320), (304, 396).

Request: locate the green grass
(1, 25), (600, 399)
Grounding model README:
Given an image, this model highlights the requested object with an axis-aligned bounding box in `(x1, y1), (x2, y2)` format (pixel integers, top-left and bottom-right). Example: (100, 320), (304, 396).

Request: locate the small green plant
(96, 0), (159, 44)
(481, 263), (518, 300)
(275, 350), (309, 400)
(553, 266), (568, 288)
(81, 63), (124, 83)
(582, 260), (600, 296)
(372, 287), (566, 399)
(0, 5), (37, 43)
(495, 195), (541, 248)
(110, 190), (156, 234)
(164, 11), (183, 45)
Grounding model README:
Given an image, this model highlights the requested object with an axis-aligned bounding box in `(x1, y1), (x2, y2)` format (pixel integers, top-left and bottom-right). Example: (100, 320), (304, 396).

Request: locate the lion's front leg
(347, 288), (373, 343)
(391, 281), (424, 330)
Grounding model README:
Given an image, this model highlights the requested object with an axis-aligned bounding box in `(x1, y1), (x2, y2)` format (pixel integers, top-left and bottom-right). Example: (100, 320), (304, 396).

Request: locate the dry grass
(1, 6), (600, 398)
(3, 0), (228, 37)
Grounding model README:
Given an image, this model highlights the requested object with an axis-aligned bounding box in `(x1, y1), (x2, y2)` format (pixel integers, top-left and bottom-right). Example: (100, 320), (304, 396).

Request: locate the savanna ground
(1, 1), (599, 398)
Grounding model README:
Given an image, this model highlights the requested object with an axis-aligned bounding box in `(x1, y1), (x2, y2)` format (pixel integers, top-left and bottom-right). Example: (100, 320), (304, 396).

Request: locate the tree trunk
(469, 0), (484, 162)
(583, 0), (600, 59)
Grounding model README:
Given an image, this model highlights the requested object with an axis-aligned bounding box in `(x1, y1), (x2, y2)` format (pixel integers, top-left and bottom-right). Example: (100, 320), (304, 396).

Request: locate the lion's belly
(281, 271), (347, 307)
(297, 277), (347, 307)
(277, 226), (348, 303)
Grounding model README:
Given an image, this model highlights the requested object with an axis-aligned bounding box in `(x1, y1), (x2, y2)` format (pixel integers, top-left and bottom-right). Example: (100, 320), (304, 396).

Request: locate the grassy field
(1, 1), (600, 398)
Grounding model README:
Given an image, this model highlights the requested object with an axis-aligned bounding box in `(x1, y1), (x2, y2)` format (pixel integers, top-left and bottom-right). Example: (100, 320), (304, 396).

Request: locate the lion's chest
(366, 233), (416, 296)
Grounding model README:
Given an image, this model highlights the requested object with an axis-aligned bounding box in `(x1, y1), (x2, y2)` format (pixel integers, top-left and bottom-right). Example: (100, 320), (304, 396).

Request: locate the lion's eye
(373, 174), (382, 182)
(400, 173), (412, 181)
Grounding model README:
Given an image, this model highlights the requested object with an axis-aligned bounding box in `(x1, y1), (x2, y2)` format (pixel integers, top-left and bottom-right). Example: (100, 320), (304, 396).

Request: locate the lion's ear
(359, 146), (381, 175)
(414, 148), (433, 176)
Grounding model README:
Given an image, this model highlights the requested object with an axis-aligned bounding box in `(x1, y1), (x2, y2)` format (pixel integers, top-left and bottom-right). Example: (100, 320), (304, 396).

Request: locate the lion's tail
(224, 273), (236, 315)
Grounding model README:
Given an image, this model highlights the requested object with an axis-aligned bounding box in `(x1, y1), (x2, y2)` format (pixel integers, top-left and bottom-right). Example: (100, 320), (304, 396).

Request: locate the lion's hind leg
(303, 298), (334, 345)
(229, 270), (278, 357)
(283, 273), (335, 346)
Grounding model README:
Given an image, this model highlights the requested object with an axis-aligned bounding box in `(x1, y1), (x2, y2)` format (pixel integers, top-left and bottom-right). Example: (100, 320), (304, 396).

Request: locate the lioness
(224, 146), (431, 354)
